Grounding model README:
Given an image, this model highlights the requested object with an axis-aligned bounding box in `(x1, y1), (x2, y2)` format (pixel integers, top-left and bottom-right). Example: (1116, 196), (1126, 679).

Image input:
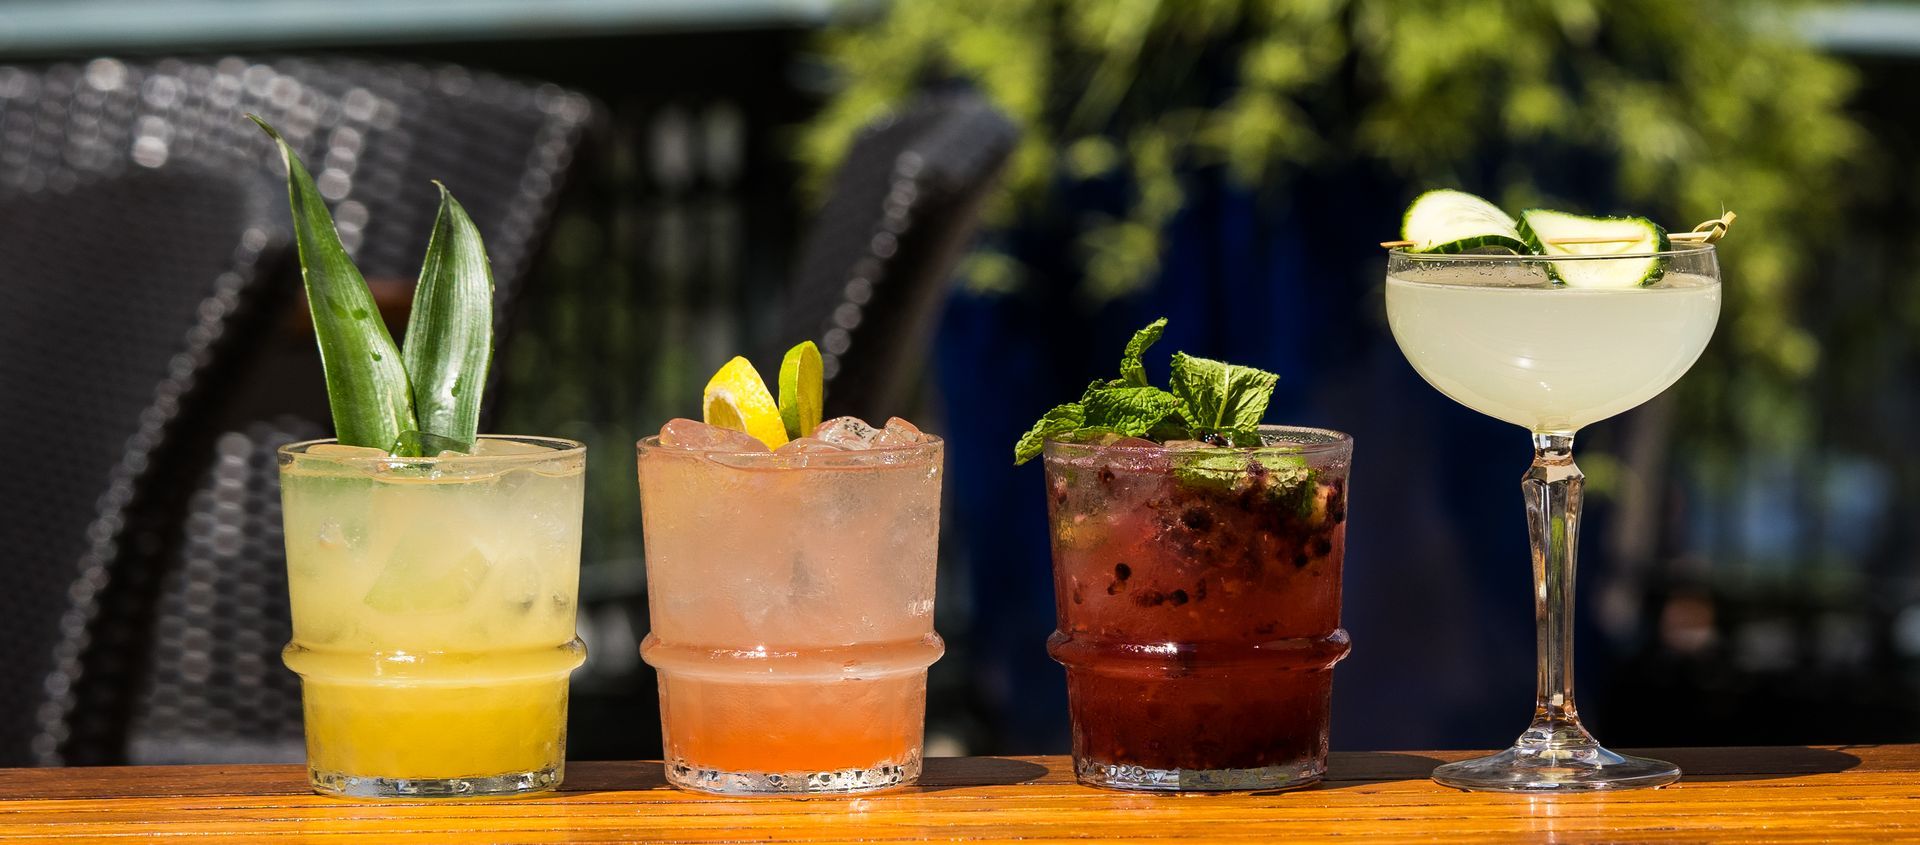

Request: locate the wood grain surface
(0, 746), (1912, 843)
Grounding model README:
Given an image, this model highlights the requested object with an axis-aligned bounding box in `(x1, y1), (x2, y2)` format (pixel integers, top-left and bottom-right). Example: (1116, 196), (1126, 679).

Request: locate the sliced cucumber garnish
(1518, 209), (1670, 288)
(1401, 189), (1528, 254)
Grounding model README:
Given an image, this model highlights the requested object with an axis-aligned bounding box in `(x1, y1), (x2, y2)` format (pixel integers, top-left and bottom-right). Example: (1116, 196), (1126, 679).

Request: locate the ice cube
(1110, 436), (1160, 449)
(468, 438), (556, 457)
(363, 541), (494, 614)
(770, 436), (849, 467)
(1162, 439), (1219, 451)
(814, 416), (881, 449)
(305, 443), (390, 459)
(871, 416), (928, 448)
(658, 418), (769, 452)
(775, 436), (848, 455)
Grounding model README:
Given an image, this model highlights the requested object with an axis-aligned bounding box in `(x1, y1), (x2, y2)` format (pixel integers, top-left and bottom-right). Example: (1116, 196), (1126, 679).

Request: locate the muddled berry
(1134, 590), (1167, 607)
(1098, 466), (1117, 485)
(1170, 589), (1189, 606)
(1292, 551), (1310, 569)
(1180, 508), (1214, 532)
(1311, 537), (1333, 557)
(1114, 562), (1131, 581)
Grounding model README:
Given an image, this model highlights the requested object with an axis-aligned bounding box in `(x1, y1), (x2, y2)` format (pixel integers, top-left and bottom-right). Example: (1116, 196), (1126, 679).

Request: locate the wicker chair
(775, 90), (1018, 421)
(0, 56), (592, 765)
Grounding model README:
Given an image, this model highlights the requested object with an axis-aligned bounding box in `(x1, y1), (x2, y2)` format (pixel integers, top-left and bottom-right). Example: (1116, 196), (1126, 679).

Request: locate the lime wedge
(778, 341), (824, 441)
(703, 356), (789, 448)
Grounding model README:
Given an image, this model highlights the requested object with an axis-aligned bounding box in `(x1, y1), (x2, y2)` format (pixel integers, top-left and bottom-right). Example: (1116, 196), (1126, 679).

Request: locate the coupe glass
(1384, 244), (1721, 791)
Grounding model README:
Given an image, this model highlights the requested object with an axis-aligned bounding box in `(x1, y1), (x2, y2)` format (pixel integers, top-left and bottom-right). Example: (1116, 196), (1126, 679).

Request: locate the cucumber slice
(1517, 209), (1670, 288)
(1400, 189), (1528, 254)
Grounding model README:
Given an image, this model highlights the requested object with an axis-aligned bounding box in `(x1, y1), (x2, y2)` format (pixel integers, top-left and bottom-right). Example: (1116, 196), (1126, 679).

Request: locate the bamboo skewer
(1380, 211), (1737, 250)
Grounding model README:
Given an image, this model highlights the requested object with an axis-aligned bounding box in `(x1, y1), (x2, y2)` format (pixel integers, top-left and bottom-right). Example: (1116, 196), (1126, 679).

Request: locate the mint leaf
(1119, 318), (1166, 387)
(1080, 377), (1123, 401)
(1083, 386), (1185, 437)
(1171, 447), (1313, 499)
(1012, 316), (1289, 462)
(1169, 352), (1278, 431)
(1171, 449), (1256, 491)
(1014, 403), (1085, 465)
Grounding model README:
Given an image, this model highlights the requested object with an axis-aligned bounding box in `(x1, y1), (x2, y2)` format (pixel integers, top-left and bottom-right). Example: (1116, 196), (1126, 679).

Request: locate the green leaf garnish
(1169, 352), (1278, 432)
(1011, 318), (1282, 465)
(400, 183), (494, 453)
(251, 115), (417, 452)
(1118, 317), (1166, 387)
(1014, 403), (1086, 465)
(1082, 385), (1185, 437)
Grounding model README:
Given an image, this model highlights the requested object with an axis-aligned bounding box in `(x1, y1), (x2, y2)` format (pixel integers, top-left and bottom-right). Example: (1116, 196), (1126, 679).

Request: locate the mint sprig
(1011, 318), (1280, 464)
(1118, 318), (1164, 387)
(1169, 352), (1278, 443)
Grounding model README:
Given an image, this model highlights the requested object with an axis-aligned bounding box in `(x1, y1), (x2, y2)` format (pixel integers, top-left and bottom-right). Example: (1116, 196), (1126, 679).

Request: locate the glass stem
(1519, 432), (1597, 753)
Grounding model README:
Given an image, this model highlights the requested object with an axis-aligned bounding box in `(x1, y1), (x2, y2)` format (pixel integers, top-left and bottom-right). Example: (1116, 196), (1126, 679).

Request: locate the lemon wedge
(703, 356), (789, 448)
(779, 340), (824, 441)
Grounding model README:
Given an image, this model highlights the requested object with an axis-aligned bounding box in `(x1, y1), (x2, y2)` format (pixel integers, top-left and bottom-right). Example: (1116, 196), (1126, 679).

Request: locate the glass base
(310, 764), (562, 799)
(1432, 743), (1680, 793)
(1074, 757), (1323, 792)
(665, 754), (920, 796)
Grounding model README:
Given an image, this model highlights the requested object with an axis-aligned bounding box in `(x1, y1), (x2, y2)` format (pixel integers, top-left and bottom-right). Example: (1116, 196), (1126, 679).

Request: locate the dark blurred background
(0, 0), (1915, 766)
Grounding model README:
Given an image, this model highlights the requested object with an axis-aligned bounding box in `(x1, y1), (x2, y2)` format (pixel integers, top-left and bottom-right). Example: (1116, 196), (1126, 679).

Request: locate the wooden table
(0, 746), (1912, 843)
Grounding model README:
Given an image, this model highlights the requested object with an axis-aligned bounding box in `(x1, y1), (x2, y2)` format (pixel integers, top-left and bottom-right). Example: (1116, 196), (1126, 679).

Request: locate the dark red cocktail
(1042, 427), (1352, 791)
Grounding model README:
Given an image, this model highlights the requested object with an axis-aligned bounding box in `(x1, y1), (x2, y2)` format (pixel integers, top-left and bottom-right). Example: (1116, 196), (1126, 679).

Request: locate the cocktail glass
(1042, 426), (1353, 792)
(1384, 245), (1722, 791)
(636, 434), (945, 795)
(278, 436), (587, 798)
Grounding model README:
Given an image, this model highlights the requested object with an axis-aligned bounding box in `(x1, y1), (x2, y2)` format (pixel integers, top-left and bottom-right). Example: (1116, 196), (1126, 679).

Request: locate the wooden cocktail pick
(1380, 210), (1737, 250)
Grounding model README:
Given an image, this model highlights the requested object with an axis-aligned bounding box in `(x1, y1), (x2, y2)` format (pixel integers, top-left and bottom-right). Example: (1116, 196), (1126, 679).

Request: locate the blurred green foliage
(800, 0), (1861, 451)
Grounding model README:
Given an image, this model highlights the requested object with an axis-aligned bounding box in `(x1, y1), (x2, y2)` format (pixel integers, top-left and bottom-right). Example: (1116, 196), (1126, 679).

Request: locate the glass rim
(1387, 242), (1716, 262)
(635, 433), (944, 466)
(279, 435), (586, 465)
(1043, 424), (1352, 457)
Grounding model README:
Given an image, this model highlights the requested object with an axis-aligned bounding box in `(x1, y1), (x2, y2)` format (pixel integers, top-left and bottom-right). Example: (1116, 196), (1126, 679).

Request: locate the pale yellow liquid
(280, 446), (584, 782)
(1385, 268), (1721, 432)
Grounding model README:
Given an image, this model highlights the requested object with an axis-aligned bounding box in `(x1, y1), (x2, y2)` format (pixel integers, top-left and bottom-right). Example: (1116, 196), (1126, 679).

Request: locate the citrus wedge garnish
(703, 356), (789, 448)
(778, 340), (824, 441)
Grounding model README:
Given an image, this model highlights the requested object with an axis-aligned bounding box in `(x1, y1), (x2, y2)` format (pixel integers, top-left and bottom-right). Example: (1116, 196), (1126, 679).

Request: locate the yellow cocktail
(278, 436), (586, 798)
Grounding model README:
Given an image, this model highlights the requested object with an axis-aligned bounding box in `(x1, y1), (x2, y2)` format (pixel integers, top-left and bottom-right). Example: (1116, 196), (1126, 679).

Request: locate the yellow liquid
(288, 648), (582, 778)
(280, 441), (585, 787)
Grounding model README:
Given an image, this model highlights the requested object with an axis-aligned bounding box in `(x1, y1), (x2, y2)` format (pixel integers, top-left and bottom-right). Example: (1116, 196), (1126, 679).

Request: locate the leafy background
(798, 0), (1855, 456)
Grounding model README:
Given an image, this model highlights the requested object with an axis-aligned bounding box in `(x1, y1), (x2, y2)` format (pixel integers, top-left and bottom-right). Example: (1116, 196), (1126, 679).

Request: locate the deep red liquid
(1044, 456), (1349, 773)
